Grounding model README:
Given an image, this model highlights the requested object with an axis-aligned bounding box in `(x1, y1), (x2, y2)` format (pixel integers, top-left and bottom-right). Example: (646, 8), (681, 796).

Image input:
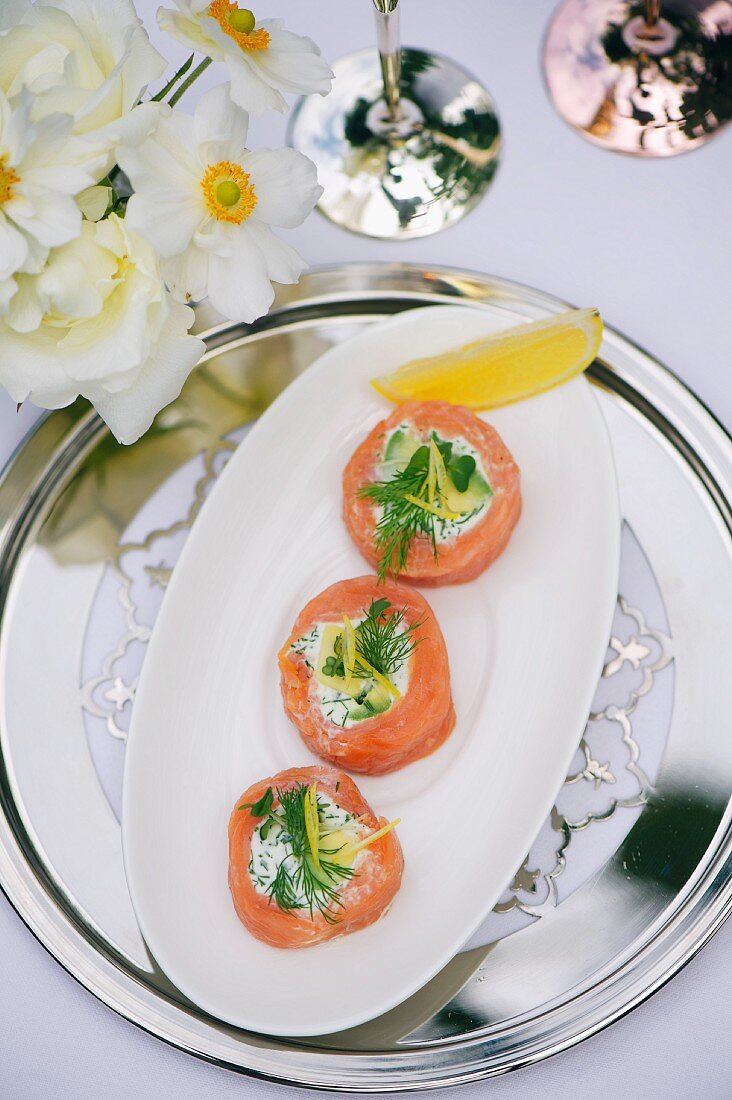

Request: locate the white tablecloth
(1, 1), (730, 1096)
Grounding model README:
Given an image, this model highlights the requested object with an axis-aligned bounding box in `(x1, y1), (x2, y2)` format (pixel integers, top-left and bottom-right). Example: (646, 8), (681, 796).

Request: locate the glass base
(288, 47), (501, 239)
(542, 0), (732, 157)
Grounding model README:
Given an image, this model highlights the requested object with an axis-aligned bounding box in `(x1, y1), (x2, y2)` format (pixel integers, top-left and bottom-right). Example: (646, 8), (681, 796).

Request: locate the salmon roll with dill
(343, 400), (521, 584)
(228, 766), (403, 948)
(278, 576), (454, 774)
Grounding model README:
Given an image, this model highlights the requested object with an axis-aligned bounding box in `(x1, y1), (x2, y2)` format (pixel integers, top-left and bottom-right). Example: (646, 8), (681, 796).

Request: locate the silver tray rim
(0, 261), (731, 1092)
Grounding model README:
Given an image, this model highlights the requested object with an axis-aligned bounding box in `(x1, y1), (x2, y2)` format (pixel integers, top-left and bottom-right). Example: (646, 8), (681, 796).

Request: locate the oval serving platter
(122, 303), (620, 1037)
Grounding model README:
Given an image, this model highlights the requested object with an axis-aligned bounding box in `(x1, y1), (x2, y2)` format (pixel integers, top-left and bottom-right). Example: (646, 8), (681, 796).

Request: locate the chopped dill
(291, 627), (319, 655)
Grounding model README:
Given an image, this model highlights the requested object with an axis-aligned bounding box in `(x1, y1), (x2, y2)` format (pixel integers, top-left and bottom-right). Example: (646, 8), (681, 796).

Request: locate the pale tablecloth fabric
(1, 1), (730, 1096)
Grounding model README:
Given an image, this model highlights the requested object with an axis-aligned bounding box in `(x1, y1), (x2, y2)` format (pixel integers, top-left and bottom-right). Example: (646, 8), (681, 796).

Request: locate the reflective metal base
(288, 48), (501, 239)
(543, 0), (732, 157)
(1, 267), (732, 1089)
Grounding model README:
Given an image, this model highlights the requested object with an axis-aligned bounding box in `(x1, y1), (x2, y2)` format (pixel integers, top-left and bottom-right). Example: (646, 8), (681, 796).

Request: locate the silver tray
(1, 265), (731, 1091)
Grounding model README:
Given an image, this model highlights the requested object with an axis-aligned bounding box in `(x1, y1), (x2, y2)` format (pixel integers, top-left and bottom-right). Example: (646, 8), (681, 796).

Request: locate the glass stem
(644, 0), (661, 26)
(372, 0), (402, 119)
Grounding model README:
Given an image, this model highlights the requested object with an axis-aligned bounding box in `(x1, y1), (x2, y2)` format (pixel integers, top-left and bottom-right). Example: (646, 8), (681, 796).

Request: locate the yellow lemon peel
(334, 819), (401, 866)
(341, 614), (358, 695)
(304, 783), (321, 869)
(354, 655), (401, 700)
(343, 615), (400, 699)
(404, 493), (461, 521)
(428, 437), (448, 503)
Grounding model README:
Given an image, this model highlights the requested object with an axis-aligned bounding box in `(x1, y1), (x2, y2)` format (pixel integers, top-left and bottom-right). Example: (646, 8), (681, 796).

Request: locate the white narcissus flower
(119, 84), (322, 323)
(158, 2), (333, 116)
(0, 0), (167, 173)
(0, 214), (205, 445)
(0, 89), (96, 304)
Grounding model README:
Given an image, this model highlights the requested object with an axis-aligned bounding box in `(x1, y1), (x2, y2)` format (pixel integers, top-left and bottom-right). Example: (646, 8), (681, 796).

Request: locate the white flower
(0, 214), (205, 445)
(0, 89), (96, 304)
(158, 2), (333, 116)
(119, 84), (322, 323)
(0, 0), (167, 174)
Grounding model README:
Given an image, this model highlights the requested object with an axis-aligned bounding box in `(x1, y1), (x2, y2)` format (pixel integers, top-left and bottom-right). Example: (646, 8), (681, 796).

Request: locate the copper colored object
(543, 0), (732, 156)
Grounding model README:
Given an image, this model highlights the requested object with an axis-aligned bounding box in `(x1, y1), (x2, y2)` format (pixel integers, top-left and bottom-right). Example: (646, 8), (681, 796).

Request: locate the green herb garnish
(358, 454), (438, 581)
(323, 653), (344, 678)
(358, 432), (480, 580)
(355, 598), (420, 677)
(260, 784), (356, 922)
(449, 454), (476, 492)
(320, 598), (419, 688)
(238, 787), (274, 816)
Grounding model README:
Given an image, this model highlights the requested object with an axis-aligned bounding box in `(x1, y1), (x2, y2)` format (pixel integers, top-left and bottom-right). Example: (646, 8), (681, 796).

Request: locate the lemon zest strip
(334, 818), (401, 865)
(354, 655), (401, 700)
(342, 615), (400, 699)
(304, 783), (321, 869)
(404, 493), (461, 521)
(428, 438), (448, 502)
(342, 615), (358, 695)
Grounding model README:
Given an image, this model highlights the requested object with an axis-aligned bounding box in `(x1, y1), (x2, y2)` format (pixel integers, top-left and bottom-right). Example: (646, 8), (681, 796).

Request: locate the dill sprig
(358, 435), (478, 581)
(355, 598), (420, 678)
(250, 784), (356, 923)
(359, 462), (438, 581)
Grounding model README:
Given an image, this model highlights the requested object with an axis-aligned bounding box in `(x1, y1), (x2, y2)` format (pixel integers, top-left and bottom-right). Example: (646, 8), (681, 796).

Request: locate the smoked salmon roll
(279, 576), (455, 775)
(343, 400), (521, 584)
(228, 766), (403, 948)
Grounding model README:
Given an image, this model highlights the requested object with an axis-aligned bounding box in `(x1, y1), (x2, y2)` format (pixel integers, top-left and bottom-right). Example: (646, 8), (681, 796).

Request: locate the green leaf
(404, 445), (429, 475)
(239, 787), (274, 817)
(449, 455), (476, 492)
(370, 597), (391, 619)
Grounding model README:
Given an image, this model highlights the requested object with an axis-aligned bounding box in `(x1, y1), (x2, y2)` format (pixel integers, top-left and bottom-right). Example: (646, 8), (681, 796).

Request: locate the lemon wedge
(371, 308), (603, 409)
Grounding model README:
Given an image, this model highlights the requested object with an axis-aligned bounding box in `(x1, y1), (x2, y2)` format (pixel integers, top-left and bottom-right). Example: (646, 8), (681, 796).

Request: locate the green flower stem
(167, 57), (213, 107)
(150, 54), (194, 103)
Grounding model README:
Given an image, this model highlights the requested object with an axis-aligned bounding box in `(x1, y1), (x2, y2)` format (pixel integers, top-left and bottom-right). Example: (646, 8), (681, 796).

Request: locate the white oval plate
(123, 305), (620, 1037)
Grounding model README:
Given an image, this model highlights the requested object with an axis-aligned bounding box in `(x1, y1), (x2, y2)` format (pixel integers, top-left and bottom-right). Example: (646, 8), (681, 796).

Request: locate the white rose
(0, 88), (96, 298)
(0, 213), (205, 444)
(0, 0), (167, 174)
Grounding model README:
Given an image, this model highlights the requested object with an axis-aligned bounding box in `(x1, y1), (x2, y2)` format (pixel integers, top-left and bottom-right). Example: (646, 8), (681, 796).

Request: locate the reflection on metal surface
(543, 0), (732, 156)
(0, 267), (731, 1090)
(79, 441), (235, 742)
(473, 545), (669, 932)
(288, 46), (500, 238)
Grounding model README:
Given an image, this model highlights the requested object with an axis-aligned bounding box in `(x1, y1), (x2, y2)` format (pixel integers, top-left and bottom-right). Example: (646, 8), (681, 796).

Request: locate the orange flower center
(207, 1), (270, 50)
(0, 156), (20, 206)
(201, 161), (257, 225)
